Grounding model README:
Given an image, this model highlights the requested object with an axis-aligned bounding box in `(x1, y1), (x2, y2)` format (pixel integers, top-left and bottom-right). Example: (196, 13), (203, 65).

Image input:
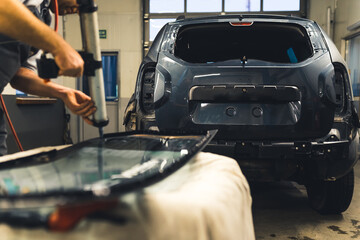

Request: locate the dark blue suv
(124, 15), (360, 214)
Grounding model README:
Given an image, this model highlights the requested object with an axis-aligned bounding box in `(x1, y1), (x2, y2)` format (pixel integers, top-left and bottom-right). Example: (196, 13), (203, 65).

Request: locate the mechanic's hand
(62, 89), (96, 125)
(52, 42), (84, 77)
(52, 0), (79, 15)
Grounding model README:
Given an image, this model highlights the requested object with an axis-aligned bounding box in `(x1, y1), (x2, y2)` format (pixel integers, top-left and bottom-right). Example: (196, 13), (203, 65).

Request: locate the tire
(306, 169), (354, 214)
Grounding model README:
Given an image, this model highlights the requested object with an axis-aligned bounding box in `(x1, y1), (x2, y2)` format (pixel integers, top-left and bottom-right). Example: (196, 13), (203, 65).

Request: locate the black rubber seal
(92, 118), (109, 127)
(77, 0), (98, 13)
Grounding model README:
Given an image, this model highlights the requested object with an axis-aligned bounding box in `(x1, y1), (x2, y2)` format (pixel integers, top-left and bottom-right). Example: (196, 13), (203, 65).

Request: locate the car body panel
(154, 49), (337, 140)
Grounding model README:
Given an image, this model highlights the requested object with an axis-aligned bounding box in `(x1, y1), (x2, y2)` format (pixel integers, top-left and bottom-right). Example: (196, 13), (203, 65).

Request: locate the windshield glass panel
(0, 132), (214, 198)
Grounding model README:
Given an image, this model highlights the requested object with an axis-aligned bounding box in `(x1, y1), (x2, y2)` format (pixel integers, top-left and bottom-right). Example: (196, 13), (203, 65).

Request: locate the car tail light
(141, 67), (156, 114)
(229, 22), (253, 27)
(334, 70), (346, 114)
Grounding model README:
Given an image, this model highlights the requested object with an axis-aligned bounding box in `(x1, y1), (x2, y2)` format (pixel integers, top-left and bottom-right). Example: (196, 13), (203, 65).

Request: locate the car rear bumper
(204, 135), (359, 182)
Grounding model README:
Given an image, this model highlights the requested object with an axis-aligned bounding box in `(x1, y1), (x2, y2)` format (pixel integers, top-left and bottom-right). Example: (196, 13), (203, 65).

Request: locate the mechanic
(0, 0), (96, 155)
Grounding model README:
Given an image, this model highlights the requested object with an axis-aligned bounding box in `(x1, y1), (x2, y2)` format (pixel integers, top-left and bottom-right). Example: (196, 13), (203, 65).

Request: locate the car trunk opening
(174, 22), (313, 64)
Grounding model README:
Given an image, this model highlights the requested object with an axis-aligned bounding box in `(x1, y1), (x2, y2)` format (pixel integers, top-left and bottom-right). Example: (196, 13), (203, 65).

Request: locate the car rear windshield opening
(174, 22), (313, 64)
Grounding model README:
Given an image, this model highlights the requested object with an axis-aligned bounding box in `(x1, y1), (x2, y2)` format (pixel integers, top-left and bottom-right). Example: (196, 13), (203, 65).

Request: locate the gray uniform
(0, 0), (51, 155)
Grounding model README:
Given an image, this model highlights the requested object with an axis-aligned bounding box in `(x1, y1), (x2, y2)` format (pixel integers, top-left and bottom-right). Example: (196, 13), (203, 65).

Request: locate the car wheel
(306, 169), (354, 214)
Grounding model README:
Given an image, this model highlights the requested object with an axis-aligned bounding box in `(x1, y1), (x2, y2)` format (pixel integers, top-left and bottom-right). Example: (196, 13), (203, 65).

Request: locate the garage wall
(63, 0), (142, 99)
(62, 0), (142, 142)
(308, 0), (360, 50)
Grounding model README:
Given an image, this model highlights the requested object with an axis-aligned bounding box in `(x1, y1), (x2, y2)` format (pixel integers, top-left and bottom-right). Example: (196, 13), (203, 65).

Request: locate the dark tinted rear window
(174, 22), (313, 64)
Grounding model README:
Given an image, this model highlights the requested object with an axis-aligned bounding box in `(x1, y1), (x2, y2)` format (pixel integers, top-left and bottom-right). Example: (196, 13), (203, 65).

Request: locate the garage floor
(251, 162), (360, 240)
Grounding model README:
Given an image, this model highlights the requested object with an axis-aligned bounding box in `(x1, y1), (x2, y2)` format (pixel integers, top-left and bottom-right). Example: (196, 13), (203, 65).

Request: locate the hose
(0, 95), (24, 151)
(54, 0), (59, 33)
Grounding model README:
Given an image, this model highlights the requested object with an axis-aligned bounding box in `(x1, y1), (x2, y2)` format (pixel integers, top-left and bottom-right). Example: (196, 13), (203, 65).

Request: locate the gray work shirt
(19, 0), (46, 9)
(20, 0), (52, 14)
(0, 0), (50, 156)
(0, 0), (50, 93)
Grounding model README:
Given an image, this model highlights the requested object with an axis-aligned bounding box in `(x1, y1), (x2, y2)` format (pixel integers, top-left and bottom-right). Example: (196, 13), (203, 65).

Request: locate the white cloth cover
(0, 148), (255, 240)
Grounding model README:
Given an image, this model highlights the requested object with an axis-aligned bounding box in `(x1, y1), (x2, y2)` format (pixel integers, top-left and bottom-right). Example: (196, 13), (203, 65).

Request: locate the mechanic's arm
(10, 68), (95, 125)
(0, 0), (83, 77)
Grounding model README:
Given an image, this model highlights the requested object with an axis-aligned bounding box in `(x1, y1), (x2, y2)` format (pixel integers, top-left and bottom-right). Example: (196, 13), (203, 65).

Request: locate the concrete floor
(251, 162), (360, 240)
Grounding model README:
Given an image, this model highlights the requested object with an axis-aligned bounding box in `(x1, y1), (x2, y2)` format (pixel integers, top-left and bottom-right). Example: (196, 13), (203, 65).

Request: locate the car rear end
(125, 15), (359, 213)
(153, 16), (336, 141)
(128, 15), (358, 182)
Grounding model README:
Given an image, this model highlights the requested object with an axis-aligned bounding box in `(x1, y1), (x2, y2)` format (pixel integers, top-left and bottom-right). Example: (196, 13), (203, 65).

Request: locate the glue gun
(37, 0), (109, 128)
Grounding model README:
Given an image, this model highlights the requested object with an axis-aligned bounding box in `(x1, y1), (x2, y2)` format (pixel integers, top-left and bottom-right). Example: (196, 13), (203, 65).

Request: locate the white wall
(98, 0), (142, 100)
(308, 0), (360, 50)
(63, 0), (142, 98)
